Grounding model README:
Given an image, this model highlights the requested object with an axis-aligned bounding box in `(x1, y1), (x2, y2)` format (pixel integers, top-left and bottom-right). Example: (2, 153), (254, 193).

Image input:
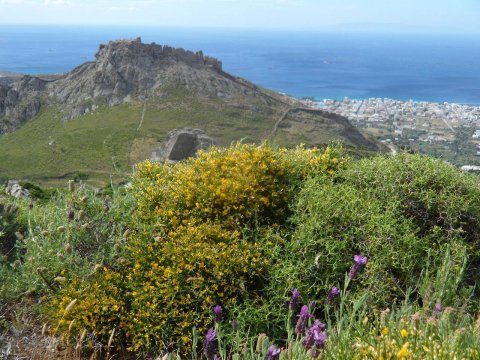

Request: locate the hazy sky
(0, 0), (479, 33)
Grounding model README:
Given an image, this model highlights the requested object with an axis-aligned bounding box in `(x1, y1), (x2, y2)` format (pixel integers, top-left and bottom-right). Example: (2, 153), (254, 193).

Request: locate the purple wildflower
(307, 323), (327, 358)
(214, 356), (222, 360)
(213, 305), (222, 323)
(264, 345), (282, 360)
(303, 320), (326, 350)
(348, 255), (368, 279)
(289, 288), (300, 310)
(68, 208), (75, 221)
(232, 319), (238, 331)
(313, 329), (327, 349)
(204, 328), (216, 360)
(295, 305), (312, 335)
(29, 200), (34, 210)
(433, 301), (442, 319)
(326, 286), (340, 304)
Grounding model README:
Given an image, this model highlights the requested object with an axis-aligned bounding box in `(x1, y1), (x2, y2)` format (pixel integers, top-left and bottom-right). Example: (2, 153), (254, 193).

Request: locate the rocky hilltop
(1, 38), (283, 129)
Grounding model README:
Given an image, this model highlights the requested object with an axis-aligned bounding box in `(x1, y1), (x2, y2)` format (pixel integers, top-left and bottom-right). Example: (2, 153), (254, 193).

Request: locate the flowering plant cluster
(52, 143), (345, 354)
(133, 144), (345, 230)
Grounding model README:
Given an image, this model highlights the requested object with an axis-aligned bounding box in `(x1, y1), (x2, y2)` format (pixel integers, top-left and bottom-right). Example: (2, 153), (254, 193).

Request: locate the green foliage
(18, 181), (57, 201)
(0, 185), (133, 301)
(205, 291), (480, 360)
(261, 153), (480, 323)
(195, 249), (480, 360)
(4, 148), (480, 359)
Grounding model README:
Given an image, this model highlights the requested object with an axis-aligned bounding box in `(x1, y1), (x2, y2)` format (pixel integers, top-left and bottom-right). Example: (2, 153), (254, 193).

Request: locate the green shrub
(18, 181), (56, 201)
(0, 186), (133, 301)
(262, 153), (480, 321)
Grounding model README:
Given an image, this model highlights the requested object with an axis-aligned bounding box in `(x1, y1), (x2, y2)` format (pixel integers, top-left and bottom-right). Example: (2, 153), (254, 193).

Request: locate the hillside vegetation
(1, 145), (480, 359)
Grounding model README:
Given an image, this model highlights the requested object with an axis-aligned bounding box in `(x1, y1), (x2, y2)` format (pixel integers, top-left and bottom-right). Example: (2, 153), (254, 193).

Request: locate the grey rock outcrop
(151, 128), (217, 162)
(5, 180), (30, 199)
(0, 75), (44, 134)
(48, 37), (235, 120)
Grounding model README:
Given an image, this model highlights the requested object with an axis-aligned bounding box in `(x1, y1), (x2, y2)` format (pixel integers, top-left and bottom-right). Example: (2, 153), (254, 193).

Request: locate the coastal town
(308, 97), (480, 168)
(317, 98), (480, 126)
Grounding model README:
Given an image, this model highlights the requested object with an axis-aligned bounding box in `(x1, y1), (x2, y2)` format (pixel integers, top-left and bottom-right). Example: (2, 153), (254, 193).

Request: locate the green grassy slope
(0, 91), (280, 186)
(0, 89), (380, 187)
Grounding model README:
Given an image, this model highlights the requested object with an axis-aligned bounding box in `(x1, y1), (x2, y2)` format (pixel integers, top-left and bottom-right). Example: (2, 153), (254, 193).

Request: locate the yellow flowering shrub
(53, 269), (127, 347)
(133, 143), (345, 230)
(52, 143), (346, 354)
(124, 222), (267, 351)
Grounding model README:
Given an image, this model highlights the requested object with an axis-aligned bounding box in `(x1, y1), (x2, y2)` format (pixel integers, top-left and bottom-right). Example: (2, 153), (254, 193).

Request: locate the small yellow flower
(397, 347), (408, 358)
(381, 327), (389, 336)
(400, 329), (408, 338)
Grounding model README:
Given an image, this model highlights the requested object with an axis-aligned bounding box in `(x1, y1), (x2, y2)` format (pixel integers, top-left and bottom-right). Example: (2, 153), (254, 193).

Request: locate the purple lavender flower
(295, 305), (312, 335)
(68, 209), (75, 221)
(348, 255), (368, 279)
(232, 319), (238, 331)
(313, 329), (327, 349)
(308, 325), (327, 358)
(306, 327), (327, 358)
(213, 305), (222, 323)
(289, 288), (300, 310)
(264, 345), (282, 360)
(304, 320), (326, 350)
(326, 286), (340, 304)
(433, 301), (442, 319)
(204, 328), (216, 360)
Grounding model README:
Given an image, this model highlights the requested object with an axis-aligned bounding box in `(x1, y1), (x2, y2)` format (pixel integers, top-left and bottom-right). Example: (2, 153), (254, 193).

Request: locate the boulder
(5, 180), (30, 199)
(151, 128), (216, 162)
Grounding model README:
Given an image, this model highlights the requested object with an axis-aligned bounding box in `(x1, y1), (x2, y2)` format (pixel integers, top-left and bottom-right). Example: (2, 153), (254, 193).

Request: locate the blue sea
(1, 26), (479, 105)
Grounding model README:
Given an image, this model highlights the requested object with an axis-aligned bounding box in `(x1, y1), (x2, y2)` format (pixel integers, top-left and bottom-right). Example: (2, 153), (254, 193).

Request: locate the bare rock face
(5, 180), (30, 199)
(151, 128), (216, 162)
(48, 37), (233, 119)
(0, 76), (44, 134)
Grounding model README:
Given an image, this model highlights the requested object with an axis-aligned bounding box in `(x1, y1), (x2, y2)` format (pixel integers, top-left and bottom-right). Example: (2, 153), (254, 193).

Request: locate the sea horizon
(1, 25), (480, 105)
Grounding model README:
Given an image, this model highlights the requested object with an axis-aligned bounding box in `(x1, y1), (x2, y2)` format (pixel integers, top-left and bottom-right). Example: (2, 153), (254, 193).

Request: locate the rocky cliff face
(48, 38), (229, 113)
(0, 76), (44, 133)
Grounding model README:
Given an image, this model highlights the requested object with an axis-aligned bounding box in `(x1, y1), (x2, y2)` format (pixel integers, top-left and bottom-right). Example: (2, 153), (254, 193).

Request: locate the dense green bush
(18, 181), (57, 201)
(258, 153), (480, 328)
